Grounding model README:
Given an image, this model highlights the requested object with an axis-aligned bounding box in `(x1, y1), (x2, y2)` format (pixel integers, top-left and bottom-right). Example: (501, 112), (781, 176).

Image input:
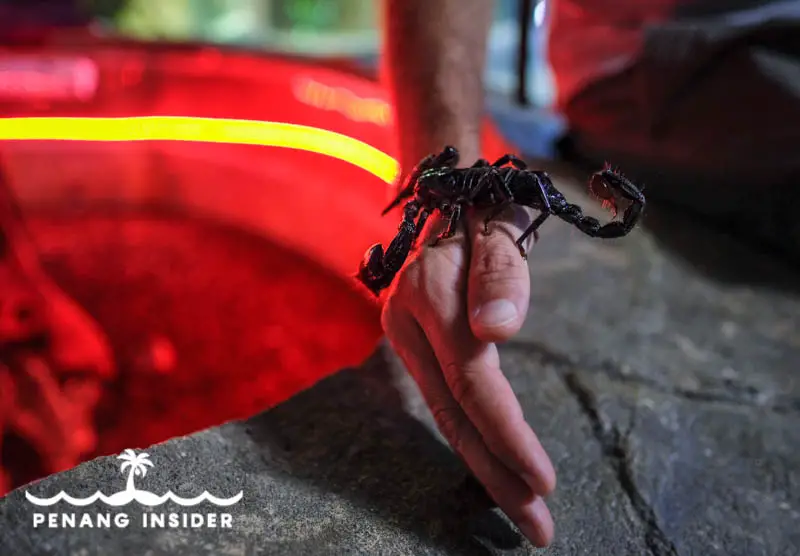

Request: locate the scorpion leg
(491, 153), (527, 169)
(479, 156), (528, 235)
(442, 204), (463, 238)
(514, 174), (553, 258)
(414, 210), (430, 242)
(469, 157), (499, 223)
(382, 146), (461, 215)
(430, 205), (464, 247)
(481, 172), (516, 235)
(515, 212), (549, 260)
(483, 205), (509, 235)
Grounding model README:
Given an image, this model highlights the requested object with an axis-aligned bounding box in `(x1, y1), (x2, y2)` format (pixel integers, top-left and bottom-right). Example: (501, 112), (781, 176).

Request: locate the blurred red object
(0, 34), (515, 495)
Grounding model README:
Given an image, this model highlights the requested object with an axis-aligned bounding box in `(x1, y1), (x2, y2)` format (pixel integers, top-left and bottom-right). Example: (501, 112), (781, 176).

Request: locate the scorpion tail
(355, 217), (418, 295)
(356, 243), (389, 296)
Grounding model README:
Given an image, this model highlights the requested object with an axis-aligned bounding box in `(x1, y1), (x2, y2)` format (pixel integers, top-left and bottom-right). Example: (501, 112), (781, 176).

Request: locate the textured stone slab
(1, 344), (656, 556)
(566, 368), (800, 556)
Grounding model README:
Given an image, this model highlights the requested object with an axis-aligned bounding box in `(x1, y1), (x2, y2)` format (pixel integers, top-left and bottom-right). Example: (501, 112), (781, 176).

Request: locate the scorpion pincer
(356, 146), (645, 296)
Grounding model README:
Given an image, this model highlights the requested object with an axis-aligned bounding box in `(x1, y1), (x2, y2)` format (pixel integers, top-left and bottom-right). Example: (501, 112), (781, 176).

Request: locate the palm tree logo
(25, 448), (243, 507)
(118, 449), (154, 494)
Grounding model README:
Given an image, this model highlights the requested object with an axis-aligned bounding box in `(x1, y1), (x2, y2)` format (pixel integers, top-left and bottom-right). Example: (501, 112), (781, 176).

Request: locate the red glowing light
(0, 55), (98, 101)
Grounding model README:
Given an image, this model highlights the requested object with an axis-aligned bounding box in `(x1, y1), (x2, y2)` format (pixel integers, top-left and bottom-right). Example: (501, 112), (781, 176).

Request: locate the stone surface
(2, 172), (800, 555)
(0, 349), (535, 556)
(568, 368), (800, 556)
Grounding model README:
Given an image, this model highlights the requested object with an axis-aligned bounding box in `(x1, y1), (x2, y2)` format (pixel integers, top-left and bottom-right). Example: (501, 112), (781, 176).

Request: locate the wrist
(397, 128), (482, 177)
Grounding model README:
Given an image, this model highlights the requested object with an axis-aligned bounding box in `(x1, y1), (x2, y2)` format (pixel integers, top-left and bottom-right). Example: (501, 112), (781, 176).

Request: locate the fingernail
(530, 497), (555, 546)
(474, 299), (518, 328)
(516, 497), (554, 547)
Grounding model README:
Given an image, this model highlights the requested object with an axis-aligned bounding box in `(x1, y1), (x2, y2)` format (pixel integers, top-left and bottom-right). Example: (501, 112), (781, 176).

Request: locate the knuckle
(419, 274), (445, 307)
(393, 256), (422, 300)
(428, 242), (466, 275)
(444, 361), (478, 410)
(416, 255), (456, 306)
(380, 299), (399, 336)
(380, 294), (414, 345)
(390, 236), (467, 315)
(471, 246), (524, 287)
(430, 404), (466, 455)
(404, 256), (424, 286)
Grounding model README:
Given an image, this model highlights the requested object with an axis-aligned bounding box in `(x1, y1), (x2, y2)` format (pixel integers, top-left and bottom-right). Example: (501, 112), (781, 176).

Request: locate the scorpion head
(418, 167), (451, 184)
(589, 167), (643, 219)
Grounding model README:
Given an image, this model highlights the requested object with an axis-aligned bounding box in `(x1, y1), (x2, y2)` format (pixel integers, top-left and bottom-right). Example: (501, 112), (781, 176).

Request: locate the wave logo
(25, 449), (243, 508)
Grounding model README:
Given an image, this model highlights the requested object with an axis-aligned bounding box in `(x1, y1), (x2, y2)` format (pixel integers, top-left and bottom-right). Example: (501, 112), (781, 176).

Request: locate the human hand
(380, 203), (557, 547)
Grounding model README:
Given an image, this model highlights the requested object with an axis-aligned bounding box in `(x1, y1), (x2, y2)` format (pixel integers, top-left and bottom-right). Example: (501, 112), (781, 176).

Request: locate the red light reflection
(0, 42), (514, 494)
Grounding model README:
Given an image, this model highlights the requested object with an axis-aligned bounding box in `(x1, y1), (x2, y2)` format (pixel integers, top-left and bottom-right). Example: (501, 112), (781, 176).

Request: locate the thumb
(466, 208), (532, 342)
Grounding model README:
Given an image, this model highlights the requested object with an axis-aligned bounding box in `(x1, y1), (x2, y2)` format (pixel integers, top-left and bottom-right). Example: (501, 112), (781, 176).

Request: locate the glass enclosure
(84, 0), (554, 106)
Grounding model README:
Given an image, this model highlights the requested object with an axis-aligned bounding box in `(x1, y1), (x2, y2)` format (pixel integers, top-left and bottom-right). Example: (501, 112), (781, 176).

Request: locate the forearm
(382, 0), (494, 174)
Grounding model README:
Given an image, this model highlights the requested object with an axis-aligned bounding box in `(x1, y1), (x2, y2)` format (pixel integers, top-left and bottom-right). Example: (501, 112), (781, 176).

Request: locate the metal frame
(516, 0), (533, 106)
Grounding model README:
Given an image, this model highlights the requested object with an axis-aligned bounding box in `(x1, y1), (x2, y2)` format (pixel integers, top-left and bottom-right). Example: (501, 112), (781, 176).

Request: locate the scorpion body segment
(356, 146), (645, 296)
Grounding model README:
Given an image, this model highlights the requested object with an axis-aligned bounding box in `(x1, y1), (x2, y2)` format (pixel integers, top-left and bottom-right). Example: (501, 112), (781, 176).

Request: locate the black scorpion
(356, 146), (645, 296)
